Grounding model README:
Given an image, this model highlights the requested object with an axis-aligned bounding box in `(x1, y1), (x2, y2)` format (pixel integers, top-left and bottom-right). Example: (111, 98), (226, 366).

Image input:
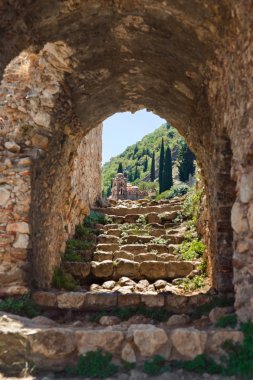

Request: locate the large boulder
(170, 328), (207, 359)
(132, 325), (169, 357)
(76, 330), (124, 354)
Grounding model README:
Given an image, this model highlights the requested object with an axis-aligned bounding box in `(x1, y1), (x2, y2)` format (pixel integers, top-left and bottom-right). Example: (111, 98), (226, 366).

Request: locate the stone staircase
(62, 197), (200, 293)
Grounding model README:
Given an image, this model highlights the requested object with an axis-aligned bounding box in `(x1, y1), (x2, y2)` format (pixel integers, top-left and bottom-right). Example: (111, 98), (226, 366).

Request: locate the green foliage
(215, 314), (237, 328)
(52, 268), (77, 291)
(66, 239), (94, 256)
(150, 151), (155, 182)
(158, 138), (165, 193)
(178, 143), (195, 182)
(144, 355), (171, 376)
(151, 237), (168, 245)
(67, 350), (118, 378)
(84, 211), (112, 227)
(90, 306), (171, 323)
(136, 215), (147, 225)
(161, 146), (173, 192)
(117, 162), (123, 173)
(176, 239), (206, 261)
(122, 361), (135, 371)
(174, 275), (206, 292)
(75, 224), (97, 240)
(0, 294), (39, 318)
(64, 251), (85, 262)
(102, 123), (191, 193)
(155, 183), (189, 201)
(180, 186), (203, 226)
(175, 354), (222, 375)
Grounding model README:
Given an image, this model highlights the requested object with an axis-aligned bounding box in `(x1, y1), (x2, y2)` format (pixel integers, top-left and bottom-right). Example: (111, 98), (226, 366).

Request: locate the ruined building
(111, 173), (148, 201)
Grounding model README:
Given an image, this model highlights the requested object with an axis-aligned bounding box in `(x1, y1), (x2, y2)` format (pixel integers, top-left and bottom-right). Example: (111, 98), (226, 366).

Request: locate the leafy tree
(150, 151), (155, 182)
(162, 146), (173, 191)
(143, 156), (148, 172)
(117, 162), (123, 173)
(159, 138), (165, 193)
(178, 144), (195, 182)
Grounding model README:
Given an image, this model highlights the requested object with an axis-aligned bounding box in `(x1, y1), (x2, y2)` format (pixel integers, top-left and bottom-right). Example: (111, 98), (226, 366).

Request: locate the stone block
(133, 325), (169, 356)
(75, 330), (124, 354)
(91, 260), (113, 278)
(166, 261), (194, 278)
(57, 292), (86, 309)
(170, 328), (207, 359)
(114, 258), (140, 279)
(140, 261), (166, 279)
(6, 222), (30, 234)
(63, 261), (90, 278)
(85, 292), (117, 309)
(141, 294), (165, 307)
(118, 293), (141, 307)
(32, 291), (57, 307)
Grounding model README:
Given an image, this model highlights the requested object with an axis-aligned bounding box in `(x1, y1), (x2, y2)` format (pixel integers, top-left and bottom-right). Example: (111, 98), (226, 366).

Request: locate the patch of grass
(0, 294), (39, 318)
(144, 355), (171, 376)
(122, 360), (135, 371)
(215, 314), (237, 328)
(174, 354), (222, 375)
(66, 350), (118, 378)
(175, 275), (206, 292)
(64, 251), (85, 262)
(90, 306), (171, 323)
(176, 239), (206, 261)
(84, 211), (112, 227)
(52, 268), (77, 291)
(155, 183), (189, 201)
(66, 239), (94, 256)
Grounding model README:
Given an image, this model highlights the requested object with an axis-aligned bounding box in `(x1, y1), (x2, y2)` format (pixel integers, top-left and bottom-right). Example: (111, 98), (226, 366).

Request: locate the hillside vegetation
(102, 123), (195, 197)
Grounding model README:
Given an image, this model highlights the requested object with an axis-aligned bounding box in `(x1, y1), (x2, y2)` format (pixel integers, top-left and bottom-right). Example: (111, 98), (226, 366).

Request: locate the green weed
(66, 350), (118, 378)
(175, 275), (206, 292)
(151, 237), (168, 245)
(215, 314), (237, 328)
(144, 355), (171, 376)
(52, 268), (77, 291)
(176, 239), (206, 260)
(0, 294), (39, 318)
(84, 211), (112, 227)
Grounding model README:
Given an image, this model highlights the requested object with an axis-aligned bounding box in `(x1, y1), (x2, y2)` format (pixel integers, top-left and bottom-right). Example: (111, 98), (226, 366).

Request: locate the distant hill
(102, 123), (193, 196)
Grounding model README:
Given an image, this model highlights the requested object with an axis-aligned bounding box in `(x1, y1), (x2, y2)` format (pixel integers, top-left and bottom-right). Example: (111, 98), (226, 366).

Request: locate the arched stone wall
(0, 0), (252, 320)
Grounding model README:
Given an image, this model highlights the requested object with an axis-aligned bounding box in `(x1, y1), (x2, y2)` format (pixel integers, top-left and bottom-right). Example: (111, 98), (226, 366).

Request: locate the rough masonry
(0, 1), (252, 321)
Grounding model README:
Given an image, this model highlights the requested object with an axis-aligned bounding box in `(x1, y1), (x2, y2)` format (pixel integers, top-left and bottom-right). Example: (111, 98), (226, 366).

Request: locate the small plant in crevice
(122, 360), (135, 371)
(90, 306), (172, 323)
(52, 268), (77, 291)
(174, 354), (222, 375)
(176, 239), (206, 261)
(215, 314), (237, 328)
(0, 294), (40, 318)
(66, 350), (118, 378)
(84, 211), (112, 228)
(174, 274), (206, 292)
(151, 237), (168, 245)
(144, 355), (171, 376)
(136, 215), (147, 226)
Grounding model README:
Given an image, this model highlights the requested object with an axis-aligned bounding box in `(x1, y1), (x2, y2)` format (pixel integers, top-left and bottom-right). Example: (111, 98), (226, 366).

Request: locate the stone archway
(0, 1), (252, 321)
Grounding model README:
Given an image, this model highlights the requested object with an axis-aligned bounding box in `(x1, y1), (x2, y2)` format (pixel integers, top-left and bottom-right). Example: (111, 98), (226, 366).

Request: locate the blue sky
(102, 109), (166, 164)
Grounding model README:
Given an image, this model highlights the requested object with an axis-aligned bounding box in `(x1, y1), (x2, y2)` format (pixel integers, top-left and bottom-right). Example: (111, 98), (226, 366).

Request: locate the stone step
(123, 235), (154, 244)
(104, 229), (121, 237)
(96, 243), (119, 252)
(93, 203), (181, 217)
(90, 259), (195, 281)
(149, 229), (167, 237)
(103, 224), (119, 231)
(97, 234), (119, 244)
(165, 234), (184, 244)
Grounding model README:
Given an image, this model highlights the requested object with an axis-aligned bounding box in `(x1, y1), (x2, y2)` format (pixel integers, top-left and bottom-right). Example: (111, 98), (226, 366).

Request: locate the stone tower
(111, 173), (128, 201)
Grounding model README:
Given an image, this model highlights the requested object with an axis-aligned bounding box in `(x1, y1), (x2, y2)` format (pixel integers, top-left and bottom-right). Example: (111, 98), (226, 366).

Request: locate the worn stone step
(63, 261), (90, 278)
(97, 234), (119, 244)
(93, 251), (113, 261)
(113, 258), (140, 279)
(113, 250), (134, 261)
(150, 229), (167, 237)
(105, 229), (121, 237)
(147, 243), (169, 254)
(125, 214), (142, 223)
(103, 224), (119, 231)
(123, 235), (154, 244)
(93, 203), (181, 217)
(96, 243), (119, 252)
(120, 244), (147, 254)
(165, 234), (184, 244)
(111, 215), (126, 224)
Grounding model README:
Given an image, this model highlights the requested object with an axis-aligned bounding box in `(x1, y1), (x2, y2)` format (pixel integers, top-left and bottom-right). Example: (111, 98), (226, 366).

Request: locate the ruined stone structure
(0, 1), (252, 322)
(111, 173), (147, 201)
(111, 173), (128, 201)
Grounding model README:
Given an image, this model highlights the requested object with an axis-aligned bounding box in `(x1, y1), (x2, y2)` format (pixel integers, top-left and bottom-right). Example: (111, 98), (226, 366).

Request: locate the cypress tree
(134, 166), (140, 180)
(178, 145), (195, 182)
(150, 151), (155, 182)
(117, 162), (123, 173)
(159, 138), (165, 193)
(143, 156), (148, 172)
(128, 167), (133, 182)
(162, 146), (173, 192)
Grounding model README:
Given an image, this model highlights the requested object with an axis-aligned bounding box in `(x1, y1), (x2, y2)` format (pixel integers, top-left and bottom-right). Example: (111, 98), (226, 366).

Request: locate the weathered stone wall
(0, 43), (102, 292)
